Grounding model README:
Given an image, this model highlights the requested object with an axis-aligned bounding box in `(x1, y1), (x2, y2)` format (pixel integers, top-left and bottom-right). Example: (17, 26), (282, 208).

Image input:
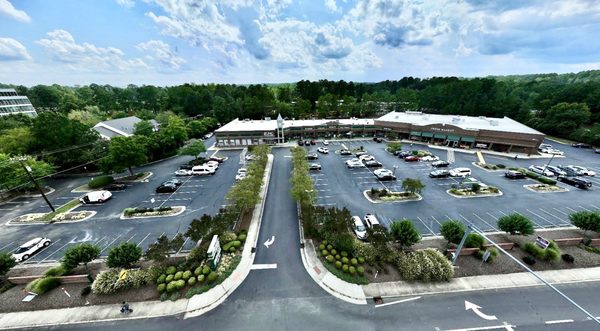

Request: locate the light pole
(19, 158), (55, 212)
(541, 153), (556, 174)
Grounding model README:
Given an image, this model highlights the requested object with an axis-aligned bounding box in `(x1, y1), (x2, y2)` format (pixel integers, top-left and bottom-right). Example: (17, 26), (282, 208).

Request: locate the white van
(80, 190), (112, 204)
(449, 167), (471, 178)
(192, 165), (215, 176)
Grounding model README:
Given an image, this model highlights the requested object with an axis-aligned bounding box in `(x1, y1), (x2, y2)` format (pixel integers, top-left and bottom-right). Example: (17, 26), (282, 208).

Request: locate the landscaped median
(6, 198), (96, 225)
(363, 187), (422, 203)
(120, 206), (186, 219)
(512, 167), (568, 193)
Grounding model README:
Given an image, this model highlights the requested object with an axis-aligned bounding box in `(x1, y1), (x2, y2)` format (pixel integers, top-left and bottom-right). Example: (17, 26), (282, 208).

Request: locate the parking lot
(303, 138), (600, 236)
(0, 144), (245, 264)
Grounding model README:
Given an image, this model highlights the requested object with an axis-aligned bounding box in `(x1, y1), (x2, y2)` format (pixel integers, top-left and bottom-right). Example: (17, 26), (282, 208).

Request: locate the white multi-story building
(0, 88), (37, 117)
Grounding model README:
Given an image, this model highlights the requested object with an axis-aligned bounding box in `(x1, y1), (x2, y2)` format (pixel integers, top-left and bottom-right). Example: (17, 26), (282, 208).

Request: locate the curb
(446, 188), (503, 199)
(119, 206), (186, 220)
(362, 190), (422, 203)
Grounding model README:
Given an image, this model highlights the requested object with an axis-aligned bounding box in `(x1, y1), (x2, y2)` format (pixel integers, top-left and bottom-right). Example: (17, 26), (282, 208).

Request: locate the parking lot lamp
(18, 157), (55, 212)
(541, 153), (555, 174)
(451, 226), (471, 266)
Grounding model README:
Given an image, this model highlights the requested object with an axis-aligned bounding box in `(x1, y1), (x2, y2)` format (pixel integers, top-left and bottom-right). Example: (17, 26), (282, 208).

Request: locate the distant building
(93, 116), (159, 140)
(0, 88), (37, 117)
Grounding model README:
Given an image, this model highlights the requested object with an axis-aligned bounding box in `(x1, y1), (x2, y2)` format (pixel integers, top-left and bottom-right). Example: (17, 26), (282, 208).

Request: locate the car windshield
(356, 225), (365, 232)
(14, 246), (30, 254)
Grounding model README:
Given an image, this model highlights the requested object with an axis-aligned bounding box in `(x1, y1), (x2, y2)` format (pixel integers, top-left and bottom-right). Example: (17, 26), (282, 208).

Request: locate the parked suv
(12, 237), (51, 262)
(363, 214), (381, 228)
(504, 170), (525, 179)
(558, 176), (592, 189)
(351, 216), (367, 240)
(449, 167), (471, 178)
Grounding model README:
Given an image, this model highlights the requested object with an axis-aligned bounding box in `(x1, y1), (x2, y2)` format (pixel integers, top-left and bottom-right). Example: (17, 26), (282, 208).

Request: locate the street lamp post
(19, 158), (55, 212)
(541, 153), (556, 174)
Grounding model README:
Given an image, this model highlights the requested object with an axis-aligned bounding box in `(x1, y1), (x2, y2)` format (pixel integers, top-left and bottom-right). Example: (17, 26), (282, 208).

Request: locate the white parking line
(38, 239), (69, 263)
(315, 203), (336, 207)
(314, 184), (329, 186)
(565, 206), (579, 213)
(538, 208), (570, 225)
(125, 234), (136, 242)
(459, 213), (494, 232)
(551, 207), (570, 217)
(579, 205), (593, 212)
(0, 241), (15, 251)
(100, 235), (122, 254)
(430, 215), (443, 227)
(137, 233), (151, 247)
(415, 216), (436, 236)
(472, 213), (499, 231)
(316, 189), (331, 192)
(93, 236), (107, 245)
(524, 209), (555, 227)
(545, 319), (574, 325)
(590, 204), (600, 210)
(177, 237), (189, 254)
(375, 296), (421, 308)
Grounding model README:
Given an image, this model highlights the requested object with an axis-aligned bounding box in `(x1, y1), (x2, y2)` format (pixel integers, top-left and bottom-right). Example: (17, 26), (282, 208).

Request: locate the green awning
(446, 134), (460, 141)
(461, 136), (475, 143)
(433, 133), (447, 139)
(410, 131), (421, 136)
(421, 132), (434, 138)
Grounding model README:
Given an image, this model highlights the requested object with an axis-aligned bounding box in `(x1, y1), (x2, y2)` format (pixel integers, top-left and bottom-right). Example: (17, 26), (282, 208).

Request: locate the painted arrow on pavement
(263, 236), (275, 248)
(465, 300), (497, 321)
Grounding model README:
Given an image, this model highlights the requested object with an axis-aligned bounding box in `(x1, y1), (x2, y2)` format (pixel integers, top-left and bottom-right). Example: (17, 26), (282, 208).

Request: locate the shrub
(335, 254), (341, 260)
(396, 249), (453, 282)
(321, 249), (329, 256)
(174, 271), (183, 280)
(27, 277), (61, 295)
(202, 266), (210, 275)
(61, 243), (101, 270)
(569, 211), (600, 233)
(349, 266), (356, 274)
(538, 177), (557, 185)
(341, 257), (349, 264)
(238, 233), (247, 241)
(326, 255), (334, 263)
(440, 220), (466, 244)
(390, 219), (421, 248)
(232, 241), (242, 248)
(81, 286), (91, 296)
(169, 292), (180, 301)
(358, 257), (365, 264)
(354, 242), (376, 263)
(357, 266), (364, 275)
(319, 244), (325, 250)
(188, 277), (196, 286)
(166, 266), (177, 275)
(523, 256), (536, 265)
(330, 249), (337, 255)
(207, 272), (218, 282)
(327, 244), (333, 251)
(197, 274), (205, 283)
(176, 279), (186, 289)
(166, 281), (177, 293)
(229, 247), (236, 252)
(88, 175), (114, 189)
(562, 254), (575, 263)
(107, 242), (142, 269)
(160, 293), (169, 301)
(157, 283), (166, 293)
(334, 234), (356, 255)
(342, 265), (349, 273)
(183, 270), (192, 280)
(476, 248), (499, 263)
(497, 213), (534, 236)
(335, 261), (342, 269)
(341, 251), (348, 257)
(322, 240), (328, 245)
(523, 241), (560, 261)
(194, 267), (202, 276)
(350, 258), (358, 266)
(166, 274), (174, 283)
(219, 231), (237, 245)
(157, 274), (167, 284)
(0, 252), (17, 277)
(44, 265), (68, 277)
(465, 233), (484, 249)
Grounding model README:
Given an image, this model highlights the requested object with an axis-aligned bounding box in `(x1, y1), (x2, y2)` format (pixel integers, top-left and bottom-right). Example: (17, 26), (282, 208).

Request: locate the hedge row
(88, 175), (114, 189)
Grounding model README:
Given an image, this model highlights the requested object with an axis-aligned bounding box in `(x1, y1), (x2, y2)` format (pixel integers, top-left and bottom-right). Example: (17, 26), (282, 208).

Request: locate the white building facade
(0, 89), (37, 117)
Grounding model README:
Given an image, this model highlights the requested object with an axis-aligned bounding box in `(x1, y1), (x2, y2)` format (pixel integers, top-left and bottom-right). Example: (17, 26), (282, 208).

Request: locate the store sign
(431, 127), (455, 133)
(263, 132), (274, 137)
(207, 235), (222, 270)
(535, 236), (550, 250)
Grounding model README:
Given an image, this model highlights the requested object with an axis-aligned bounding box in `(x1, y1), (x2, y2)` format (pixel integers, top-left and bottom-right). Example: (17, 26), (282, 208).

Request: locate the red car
(405, 155), (420, 162)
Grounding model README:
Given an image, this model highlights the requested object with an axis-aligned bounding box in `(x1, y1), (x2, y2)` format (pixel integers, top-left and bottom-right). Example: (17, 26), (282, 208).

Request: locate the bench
(553, 238), (584, 247)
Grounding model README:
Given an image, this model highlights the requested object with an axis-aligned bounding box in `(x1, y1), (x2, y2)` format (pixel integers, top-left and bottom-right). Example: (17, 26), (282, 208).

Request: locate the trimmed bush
(349, 266), (356, 274)
(229, 247), (236, 252)
(194, 267), (202, 276)
(238, 233), (247, 241)
(321, 249), (329, 256)
(219, 231), (237, 245)
(440, 220), (466, 244)
(174, 271), (183, 280)
(207, 272), (218, 282)
(335, 261), (342, 269)
(166, 266), (177, 275)
(390, 219), (421, 248)
(88, 175), (114, 189)
(44, 265), (68, 277)
(107, 242), (142, 269)
(357, 266), (364, 275)
(176, 279), (186, 289)
(497, 213), (534, 236)
(319, 244), (325, 250)
(188, 277), (196, 286)
(330, 249), (337, 255)
(232, 241), (242, 248)
(465, 233), (484, 249)
(342, 264), (349, 273)
(562, 254), (575, 263)
(197, 274), (205, 283)
(326, 255), (334, 263)
(396, 248), (454, 282)
(166, 281), (177, 293)
(523, 256), (536, 265)
(327, 244), (333, 251)
(341, 257), (349, 264)
(350, 258), (358, 266)
(28, 277), (61, 295)
(165, 274), (174, 283)
(322, 240), (328, 245)
(157, 274), (166, 284)
(157, 283), (166, 293)
(202, 266), (211, 275)
(335, 254), (341, 260)
(182, 270), (192, 280)
(358, 257), (365, 264)
(341, 251), (348, 257)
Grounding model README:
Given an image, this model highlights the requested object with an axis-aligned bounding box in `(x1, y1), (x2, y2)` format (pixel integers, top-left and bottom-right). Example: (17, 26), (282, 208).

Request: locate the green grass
(321, 260), (369, 285)
(40, 198), (81, 222)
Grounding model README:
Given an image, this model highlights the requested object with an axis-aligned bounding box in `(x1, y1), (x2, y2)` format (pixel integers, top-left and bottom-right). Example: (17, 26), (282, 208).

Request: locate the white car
(363, 214), (381, 228)
(80, 190), (112, 204)
(175, 169), (193, 176)
(570, 166), (596, 176)
(528, 165), (554, 177)
(235, 168), (247, 181)
(541, 148), (564, 156)
(373, 168), (393, 177)
(449, 167), (472, 178)
(538, 143), (553, 151)
(346, 159), (365, 168)
(245, 154), (257, 161)
(358, 155), (375, 162)
(323, 140), (330, 145)
(421, 155), (440, 162)
(192, 165), (215, 176)
(205, 160), (219, 170)
(12, 237), (51, 262)
(317, 147), (329, 154)
(351, 216), (367, 240)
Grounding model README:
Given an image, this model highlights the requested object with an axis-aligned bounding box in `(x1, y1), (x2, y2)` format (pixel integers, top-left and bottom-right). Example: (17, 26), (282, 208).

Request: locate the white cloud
(137, 39), (186, 70)
(0, 38), (32, 61)
(115, 0), (134, 8)
(36, 29), (147, 71)
(324, 0), (338, 12)
(0, 0), (31, 22)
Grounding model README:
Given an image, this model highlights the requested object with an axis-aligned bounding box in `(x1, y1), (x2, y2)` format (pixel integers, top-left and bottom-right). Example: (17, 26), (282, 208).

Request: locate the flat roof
(216, 118), (375, 132)
(376, 111), (543, 135)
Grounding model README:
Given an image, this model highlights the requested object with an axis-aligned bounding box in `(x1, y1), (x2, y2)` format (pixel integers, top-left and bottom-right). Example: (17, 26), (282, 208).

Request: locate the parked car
(541, 148), (564, 155)
(317, 147), (329, 154)
(179, 164), (193, 170)
(203, 132), (214, 139)
(528, 165), (555, 177)
(364, 160), (383, 168)
(156, 183), (177, 193)
(373, 137), (383, 143)
(80, 190), (112, 204)
(355, 151), (368, 157)
(572, 143), (591, 148)
(102, 182), (126, 191)
(373, 169), (396, 180)
(363, 213), (381, 228)
(192, 165), (215, 176)
(12, 237), (51, 262)
(175, 169), (193, 176)
(339, 149), (352, 155)
(358, 155), (375, 162)
(305, 140), (311, 146)
(429, 169), (451, 178)
(538, 143), (553, 151)
(449, 167), (471, 178)
(306, 153), (319, 160)
(557, 176), (592, 189)
(164, 179), (183, 187)
(504, 170), (525, 179)
(420, 155), (440, 162)
(459, 177), (488, 190)
(397, 151), (412, 158)
(557, 165), (584, 177)
(431, 160), (450, 168)
(209, 156), (225, 163)
(297, 140), (304, 146)
(404, 155), (420, 162)
(323, 140), (330, 145)
(596, 148), (600, 154)
(205, 160), (220, 170)
(570, 165), (596, 176)
(345, 159), (365, 168)
(545, 165), (567, 177)
(310, 140), (316, 145)
(235, 168), (247, 181)
(351, 216), (367, 240)
(308, 163), (322, 171)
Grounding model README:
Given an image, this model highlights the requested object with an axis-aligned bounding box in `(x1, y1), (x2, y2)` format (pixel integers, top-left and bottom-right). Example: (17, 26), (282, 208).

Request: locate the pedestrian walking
(121, 301), (132, 314)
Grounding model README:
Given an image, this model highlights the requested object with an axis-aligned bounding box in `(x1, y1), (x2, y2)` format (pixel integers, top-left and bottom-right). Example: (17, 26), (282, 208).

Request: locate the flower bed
(524, 183), (567, 193)
(364, 189), (421, 203)
(447, 187), (502, 198)
(473, 162), (506, 172)
(7, 199), (92, 224)
(122, 206), (184, 219)
(317, 240), (369, 285)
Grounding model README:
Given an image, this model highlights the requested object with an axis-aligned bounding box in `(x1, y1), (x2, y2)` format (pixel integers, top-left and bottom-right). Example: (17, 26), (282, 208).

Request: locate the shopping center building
(215, 111), (545, 154)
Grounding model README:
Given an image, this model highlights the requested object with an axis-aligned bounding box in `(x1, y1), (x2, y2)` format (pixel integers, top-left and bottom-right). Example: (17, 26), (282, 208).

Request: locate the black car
(376, 174), (396, 181)
(297, 140), (304, 146)
(180, 164), (193, 170)
(306, 153), (319, 160)
(558, 176), (592, 189)
(209, 156), (225, 163)
(373, 137), (383, 143)
(429, 170), (450, 178)
(364, 160), (382, 168)
(164, 179), (183, 187)
(504, 170), (526, 179)
(572, 143), (591, 148)
(431, 160), (450, 168)
(339, 149), (352, 155)
(310, 140), (316, 145)
(156, 183), (177, 193)
(397, 151), (412, 158)
(103, 183), (126, 191)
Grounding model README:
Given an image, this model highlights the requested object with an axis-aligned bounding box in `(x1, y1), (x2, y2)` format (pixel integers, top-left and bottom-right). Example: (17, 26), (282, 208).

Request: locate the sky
(1, 0), (600, 86)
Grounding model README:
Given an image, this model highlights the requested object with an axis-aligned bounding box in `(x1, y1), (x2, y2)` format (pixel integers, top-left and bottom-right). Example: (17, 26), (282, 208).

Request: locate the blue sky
(1, 0), (599, 86)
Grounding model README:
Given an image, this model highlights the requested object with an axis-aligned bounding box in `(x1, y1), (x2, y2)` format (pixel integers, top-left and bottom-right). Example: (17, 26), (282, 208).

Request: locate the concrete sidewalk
(0, 155), (275, 329)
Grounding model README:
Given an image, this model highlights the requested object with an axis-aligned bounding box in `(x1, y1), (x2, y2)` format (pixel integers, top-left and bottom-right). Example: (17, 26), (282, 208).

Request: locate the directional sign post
(465, 300), (497, 321)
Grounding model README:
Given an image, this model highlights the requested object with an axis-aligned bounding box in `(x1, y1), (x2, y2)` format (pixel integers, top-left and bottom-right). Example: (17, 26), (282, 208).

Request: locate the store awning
(421, 132), (434, 138)
(461, 136), (475, 143)
(433, 133), (447, 139)
(446, 134), (460, 141)
(410, 131), (421, 136)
